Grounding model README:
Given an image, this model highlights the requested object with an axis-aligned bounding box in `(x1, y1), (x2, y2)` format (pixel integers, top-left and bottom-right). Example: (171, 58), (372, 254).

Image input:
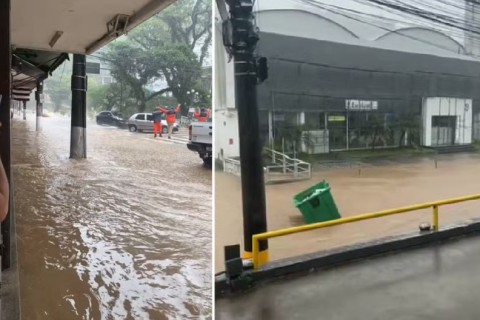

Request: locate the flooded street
(12, 115), (211, 319)
(216, 154), (480, 272)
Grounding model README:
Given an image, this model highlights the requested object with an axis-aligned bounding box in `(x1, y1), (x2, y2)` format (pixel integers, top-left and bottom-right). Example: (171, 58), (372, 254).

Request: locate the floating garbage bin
(293, 180), (341, 224)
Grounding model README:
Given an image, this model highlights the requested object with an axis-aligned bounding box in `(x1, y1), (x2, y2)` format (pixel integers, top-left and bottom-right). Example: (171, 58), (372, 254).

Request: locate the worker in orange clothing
(159, 104), (180, 139)
(152, 109), (163, 138)
(193, 107), (209, 122)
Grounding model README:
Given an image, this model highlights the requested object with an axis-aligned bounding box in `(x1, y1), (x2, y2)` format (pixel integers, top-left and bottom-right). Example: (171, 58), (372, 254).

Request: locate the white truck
(187, 121), (212, 165)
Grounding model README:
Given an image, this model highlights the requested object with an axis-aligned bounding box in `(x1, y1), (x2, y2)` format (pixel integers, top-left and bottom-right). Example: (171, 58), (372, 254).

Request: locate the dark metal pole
(70, 54), (87, 159)
(22, 100), (26, 120)
(229, 0), (268, 262)
(0, 0), (12, 270)
(36, 81), (43, 131)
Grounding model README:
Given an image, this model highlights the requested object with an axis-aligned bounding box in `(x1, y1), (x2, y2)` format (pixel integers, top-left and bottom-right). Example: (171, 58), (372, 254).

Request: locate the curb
(215, 218), (480, 299)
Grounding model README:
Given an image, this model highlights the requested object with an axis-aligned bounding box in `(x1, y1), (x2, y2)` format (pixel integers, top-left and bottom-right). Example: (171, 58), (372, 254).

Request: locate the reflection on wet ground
(12, 116), (211, 319)
(217, 236), (480, 320)
(216, 151), (480, 272)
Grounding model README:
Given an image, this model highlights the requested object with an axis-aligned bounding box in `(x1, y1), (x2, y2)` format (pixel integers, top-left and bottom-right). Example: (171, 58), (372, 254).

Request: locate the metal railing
(264, 148), (311, 184)
(252, 194), (480, 269)
(223, 158), (241, 176)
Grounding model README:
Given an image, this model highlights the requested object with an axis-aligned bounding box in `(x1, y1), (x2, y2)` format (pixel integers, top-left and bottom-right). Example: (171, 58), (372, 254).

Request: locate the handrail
(252, 194), (480, 269)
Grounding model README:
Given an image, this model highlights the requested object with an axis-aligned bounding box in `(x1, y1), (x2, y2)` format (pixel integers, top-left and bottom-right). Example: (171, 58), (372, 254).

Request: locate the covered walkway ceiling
(9, 0), (176, 95)
(12, 0), (176, 54)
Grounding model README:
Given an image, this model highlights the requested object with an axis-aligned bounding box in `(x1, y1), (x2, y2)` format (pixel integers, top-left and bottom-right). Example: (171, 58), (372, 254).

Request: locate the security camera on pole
(217, 0), (270, 269)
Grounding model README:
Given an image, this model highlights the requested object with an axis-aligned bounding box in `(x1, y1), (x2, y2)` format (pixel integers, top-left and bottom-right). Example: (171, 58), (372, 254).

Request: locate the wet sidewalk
(216, 235), (480, 320)
(11, 116), (212, 319)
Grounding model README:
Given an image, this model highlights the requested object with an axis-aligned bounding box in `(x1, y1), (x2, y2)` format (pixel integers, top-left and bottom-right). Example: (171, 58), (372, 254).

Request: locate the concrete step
(431, 144), (475, 154)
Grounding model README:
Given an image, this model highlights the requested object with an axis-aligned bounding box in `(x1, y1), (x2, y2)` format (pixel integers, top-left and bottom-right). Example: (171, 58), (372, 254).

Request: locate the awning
(10, 49), (69, 101)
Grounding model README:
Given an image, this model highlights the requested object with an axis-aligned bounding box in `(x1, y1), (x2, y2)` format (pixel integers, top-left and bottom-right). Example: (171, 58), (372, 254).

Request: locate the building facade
(215, 8), (480, 160)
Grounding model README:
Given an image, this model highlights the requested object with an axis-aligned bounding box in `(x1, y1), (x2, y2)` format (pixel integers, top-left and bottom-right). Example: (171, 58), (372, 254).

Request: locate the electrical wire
(296, 0), (469, 54)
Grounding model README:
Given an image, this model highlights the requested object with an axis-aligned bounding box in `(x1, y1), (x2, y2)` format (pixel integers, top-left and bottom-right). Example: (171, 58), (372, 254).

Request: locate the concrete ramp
(216, 235), (480, 320)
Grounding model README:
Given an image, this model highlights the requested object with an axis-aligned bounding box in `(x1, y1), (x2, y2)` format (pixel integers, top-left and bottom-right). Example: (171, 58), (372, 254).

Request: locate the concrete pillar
(22, 101), (26, 120)
(70, 54), (87, 159)
(0, 0), (12, 270)
(35, 81), (43, 131)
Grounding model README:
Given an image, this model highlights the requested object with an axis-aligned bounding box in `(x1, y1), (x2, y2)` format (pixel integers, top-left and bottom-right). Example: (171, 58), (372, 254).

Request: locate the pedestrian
(152, 109), (163, 138)
(160, 104), (180, 139)
(193, 107), (209, 122)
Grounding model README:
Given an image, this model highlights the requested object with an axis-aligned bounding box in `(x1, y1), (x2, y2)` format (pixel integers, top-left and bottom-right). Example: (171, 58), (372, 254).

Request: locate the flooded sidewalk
(12, 116), (212, 319)
(215, 153), (480, 272)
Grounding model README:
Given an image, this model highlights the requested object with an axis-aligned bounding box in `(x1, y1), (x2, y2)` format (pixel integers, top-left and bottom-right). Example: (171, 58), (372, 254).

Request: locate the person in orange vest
(152, 109), (163, 138)
(159, 104), (180, 139)
(193, 107), (209, 122)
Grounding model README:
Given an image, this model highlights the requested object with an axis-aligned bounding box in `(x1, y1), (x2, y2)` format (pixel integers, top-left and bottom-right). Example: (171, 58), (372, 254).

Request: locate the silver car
(128, 113), (179, 133)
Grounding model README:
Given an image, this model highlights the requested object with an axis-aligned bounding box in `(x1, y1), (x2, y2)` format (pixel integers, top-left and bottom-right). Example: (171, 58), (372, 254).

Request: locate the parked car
(128, 113), (179, 133)
(96, 111), (126, 127)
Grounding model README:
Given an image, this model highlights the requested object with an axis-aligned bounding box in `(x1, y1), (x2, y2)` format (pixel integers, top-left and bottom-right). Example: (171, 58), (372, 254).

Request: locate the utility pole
(219, 0), (269, 265)
(22, 100), (26, 120)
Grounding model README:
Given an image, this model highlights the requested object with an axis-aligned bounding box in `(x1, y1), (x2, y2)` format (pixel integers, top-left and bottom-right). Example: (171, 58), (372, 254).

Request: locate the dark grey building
(215, 9), (480, 158)
(257, 31), (480, 151)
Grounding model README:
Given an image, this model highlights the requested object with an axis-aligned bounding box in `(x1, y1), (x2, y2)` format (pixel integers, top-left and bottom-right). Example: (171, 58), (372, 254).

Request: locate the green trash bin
(293, 180), (341, 224)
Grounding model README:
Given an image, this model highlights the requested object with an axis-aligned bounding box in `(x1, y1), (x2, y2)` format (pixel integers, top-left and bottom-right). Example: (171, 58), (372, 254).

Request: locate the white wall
(215, 109), (240, 160)
(422, 97), (473, 146)
(256, 10), (359, 43)
(214, 8), (235, 111)
(214, 6), (238, 160)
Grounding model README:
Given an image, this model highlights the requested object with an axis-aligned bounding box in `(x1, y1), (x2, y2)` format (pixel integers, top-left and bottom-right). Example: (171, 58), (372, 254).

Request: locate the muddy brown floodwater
(12, 115), (211, 319)
(216, 153), (480, 272)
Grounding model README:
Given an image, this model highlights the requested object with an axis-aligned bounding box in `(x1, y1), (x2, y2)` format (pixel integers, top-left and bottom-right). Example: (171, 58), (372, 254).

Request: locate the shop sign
(345, 100), (378, 111)
(328, 115), (346, 122)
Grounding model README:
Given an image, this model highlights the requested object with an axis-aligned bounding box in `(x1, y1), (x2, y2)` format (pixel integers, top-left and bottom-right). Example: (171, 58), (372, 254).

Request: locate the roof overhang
(9, 0), (177, 96)
(11, 49), (69, 93)
(12, 0), (177, 54)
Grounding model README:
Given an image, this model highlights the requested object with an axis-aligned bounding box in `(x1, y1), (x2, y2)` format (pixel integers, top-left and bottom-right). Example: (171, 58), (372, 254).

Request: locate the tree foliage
(103, 0), (212, 115)
(44, 62), (71, 113)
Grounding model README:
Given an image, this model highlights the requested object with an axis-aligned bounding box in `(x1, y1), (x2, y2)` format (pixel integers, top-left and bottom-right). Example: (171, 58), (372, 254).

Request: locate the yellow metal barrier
(252, 194), (480, 269)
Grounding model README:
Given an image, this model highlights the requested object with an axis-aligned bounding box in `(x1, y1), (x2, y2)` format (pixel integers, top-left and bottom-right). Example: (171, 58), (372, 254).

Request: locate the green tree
(394, 113), (421, 148)
(362, 114), (391, 150)
(103, 0), (212, 115)
(87, 78), (110, 114)
(44, 61), (71, 113)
